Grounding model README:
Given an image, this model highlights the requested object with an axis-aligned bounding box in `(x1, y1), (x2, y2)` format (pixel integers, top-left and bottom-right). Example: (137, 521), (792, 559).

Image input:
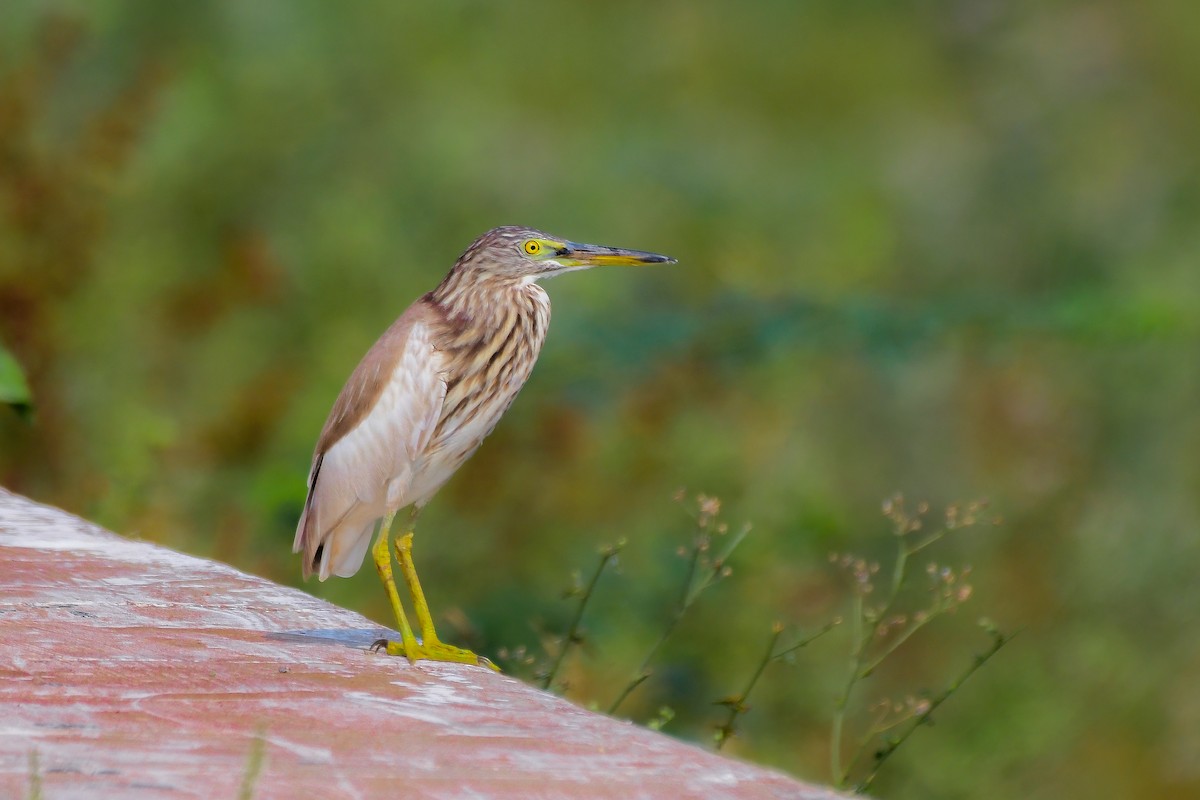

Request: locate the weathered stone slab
(0, 488), (842, 799)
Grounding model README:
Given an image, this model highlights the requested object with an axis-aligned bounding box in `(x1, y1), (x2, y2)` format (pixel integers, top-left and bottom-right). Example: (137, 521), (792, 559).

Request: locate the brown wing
(293, 299), (448, 580)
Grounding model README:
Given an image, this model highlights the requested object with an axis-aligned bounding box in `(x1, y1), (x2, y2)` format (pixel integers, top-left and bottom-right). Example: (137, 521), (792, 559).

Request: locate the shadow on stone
(266, 627), (394, 649)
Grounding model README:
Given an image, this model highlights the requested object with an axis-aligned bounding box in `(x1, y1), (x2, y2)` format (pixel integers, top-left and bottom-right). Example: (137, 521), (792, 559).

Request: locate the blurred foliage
(2, 1), (1199, 797)
(0, 341), (32, 415)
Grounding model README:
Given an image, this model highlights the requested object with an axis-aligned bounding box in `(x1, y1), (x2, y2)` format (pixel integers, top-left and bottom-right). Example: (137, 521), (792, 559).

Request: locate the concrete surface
(0, 487), (844, 799)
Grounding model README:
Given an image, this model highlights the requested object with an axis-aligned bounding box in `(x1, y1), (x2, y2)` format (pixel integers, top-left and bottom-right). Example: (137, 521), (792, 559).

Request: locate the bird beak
(555, 241), (677, 268)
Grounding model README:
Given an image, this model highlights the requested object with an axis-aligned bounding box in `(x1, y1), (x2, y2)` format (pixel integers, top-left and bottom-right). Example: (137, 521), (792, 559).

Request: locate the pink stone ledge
(0, 488), (846, 799)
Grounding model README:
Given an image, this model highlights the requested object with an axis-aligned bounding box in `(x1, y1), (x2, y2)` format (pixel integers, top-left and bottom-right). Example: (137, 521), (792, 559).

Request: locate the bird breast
(405, 283), (551, 506)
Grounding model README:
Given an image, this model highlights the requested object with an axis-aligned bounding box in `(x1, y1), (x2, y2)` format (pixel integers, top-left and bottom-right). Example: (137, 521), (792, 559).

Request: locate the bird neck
(429, 267), (549, 340)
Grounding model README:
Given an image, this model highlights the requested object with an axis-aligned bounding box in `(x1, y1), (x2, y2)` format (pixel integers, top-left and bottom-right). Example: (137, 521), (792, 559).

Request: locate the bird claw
(369, 637), (500, 671)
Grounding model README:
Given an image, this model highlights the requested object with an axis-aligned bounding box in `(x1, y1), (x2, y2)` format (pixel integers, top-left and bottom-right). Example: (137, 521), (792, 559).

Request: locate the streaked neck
(429, 266), (549, 341)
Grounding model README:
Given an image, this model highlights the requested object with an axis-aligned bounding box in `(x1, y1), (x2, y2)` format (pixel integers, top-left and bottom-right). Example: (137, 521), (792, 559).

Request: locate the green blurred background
(2, 1), (1199, 797)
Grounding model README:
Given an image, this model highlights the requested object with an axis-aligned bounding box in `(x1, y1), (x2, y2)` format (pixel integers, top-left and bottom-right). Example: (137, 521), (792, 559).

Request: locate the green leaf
(0, 344), (32, 417)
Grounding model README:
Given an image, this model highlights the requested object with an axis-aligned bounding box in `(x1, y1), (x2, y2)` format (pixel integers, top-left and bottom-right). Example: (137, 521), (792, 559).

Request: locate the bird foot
(370, 637), (500, 671)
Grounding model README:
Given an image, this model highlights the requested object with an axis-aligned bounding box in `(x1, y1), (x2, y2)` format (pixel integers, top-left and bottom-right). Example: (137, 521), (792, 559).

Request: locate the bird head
(457, 225), (676, 282)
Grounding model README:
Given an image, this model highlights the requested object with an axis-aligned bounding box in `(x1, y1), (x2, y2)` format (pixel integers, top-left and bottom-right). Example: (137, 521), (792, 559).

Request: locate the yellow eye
(524, 240), (542, 255)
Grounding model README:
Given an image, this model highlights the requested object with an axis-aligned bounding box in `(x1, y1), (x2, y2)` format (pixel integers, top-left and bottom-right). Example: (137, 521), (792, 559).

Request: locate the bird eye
(524, 240), (541, 255)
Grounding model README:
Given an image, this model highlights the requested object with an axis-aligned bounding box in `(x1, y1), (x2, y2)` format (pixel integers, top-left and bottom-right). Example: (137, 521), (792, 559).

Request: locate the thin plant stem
(607, 612), (680, 715)
(714, 620), (838, 750)
(831, 591), (864, 785)
(833, 526), (937, 787)
(772, 618), (840, 662)
(856, 627), (1016, 793)
(608, 671), (652, 715)
(237, 731), (266, 800)
(609, 520), (748, 715)
(830, 497), (997, 788)
(27, 749), (41, 800)
(908, 528), (951, 555)
(678, 535), (704, 608)
(541, 541), (623, 691)
(714, 625), (782, 750)
(860, 608), (939, 678)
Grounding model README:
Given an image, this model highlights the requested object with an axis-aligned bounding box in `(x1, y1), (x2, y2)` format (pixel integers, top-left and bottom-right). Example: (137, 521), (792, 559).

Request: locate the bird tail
(293, 454), (323, 578)
(295, 503), (377, 581)
(294, 453), (378, 581)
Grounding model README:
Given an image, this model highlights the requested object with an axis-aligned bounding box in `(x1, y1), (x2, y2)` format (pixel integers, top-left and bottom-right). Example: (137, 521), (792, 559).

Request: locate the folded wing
(294, 301), (447, 580)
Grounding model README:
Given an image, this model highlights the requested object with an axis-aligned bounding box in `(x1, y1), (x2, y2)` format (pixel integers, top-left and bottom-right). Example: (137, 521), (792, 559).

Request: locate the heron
(295, 226), (675, 668)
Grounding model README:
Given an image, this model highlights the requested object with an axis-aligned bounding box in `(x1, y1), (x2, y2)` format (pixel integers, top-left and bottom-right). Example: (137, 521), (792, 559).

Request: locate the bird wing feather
(294, 299), (448, 580)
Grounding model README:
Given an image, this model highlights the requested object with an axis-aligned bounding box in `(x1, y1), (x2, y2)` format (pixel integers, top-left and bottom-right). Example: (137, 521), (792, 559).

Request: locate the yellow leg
(395, 533), (439, 644)
(369, 519), (498, 671)
(370, 512), (420, 658)
(396, 532), (498, 671)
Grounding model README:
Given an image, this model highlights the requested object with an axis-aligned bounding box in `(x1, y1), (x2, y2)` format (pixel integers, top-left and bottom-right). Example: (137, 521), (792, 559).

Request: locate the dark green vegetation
(0, 341), (31, 416)
(2, 2), (1198, 798)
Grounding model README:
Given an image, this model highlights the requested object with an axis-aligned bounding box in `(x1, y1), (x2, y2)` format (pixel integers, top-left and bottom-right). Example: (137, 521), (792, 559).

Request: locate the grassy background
(2, 1), (1199, 797)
